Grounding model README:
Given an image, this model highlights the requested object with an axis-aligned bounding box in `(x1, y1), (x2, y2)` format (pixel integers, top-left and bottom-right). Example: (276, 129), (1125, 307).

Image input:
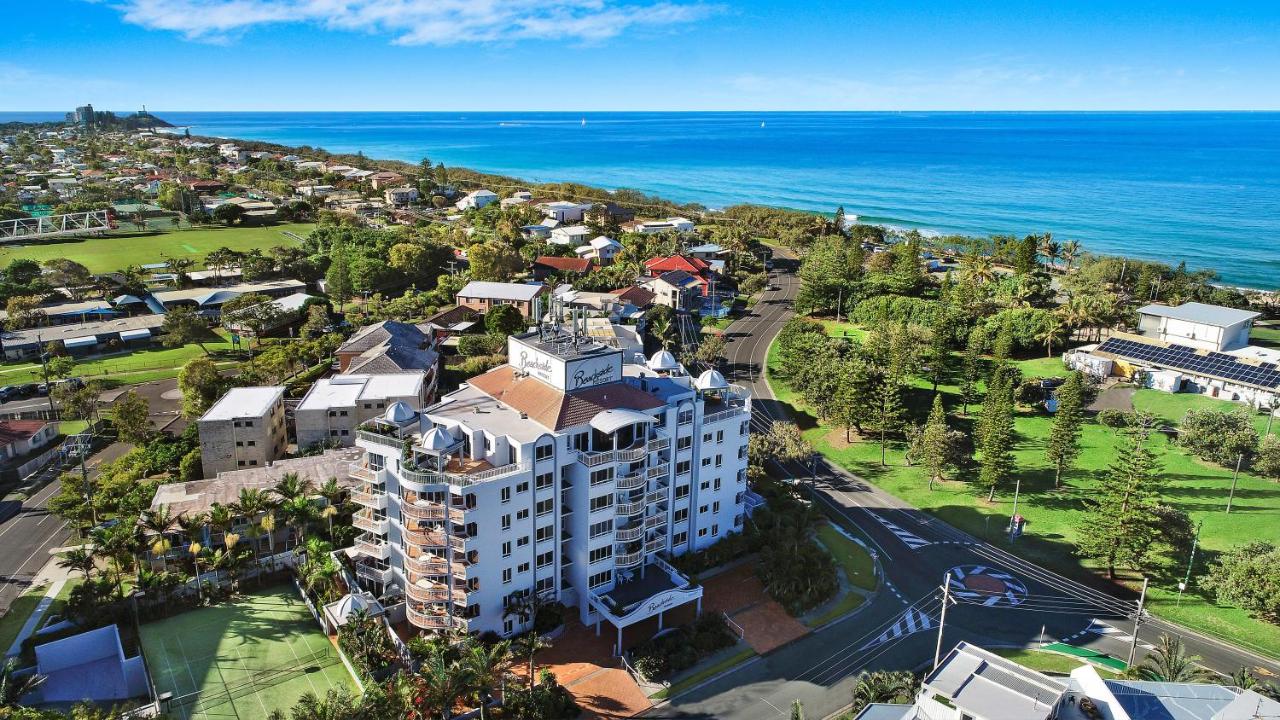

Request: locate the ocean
(7, 111), (1279, 289)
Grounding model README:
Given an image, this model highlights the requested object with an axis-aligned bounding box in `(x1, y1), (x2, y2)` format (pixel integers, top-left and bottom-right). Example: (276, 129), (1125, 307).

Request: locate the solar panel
(1096, 337), (1280, 390)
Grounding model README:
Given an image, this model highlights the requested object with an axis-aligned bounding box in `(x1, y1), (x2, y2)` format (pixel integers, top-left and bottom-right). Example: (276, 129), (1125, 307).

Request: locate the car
(13, 384), (36, 398)
(0, 386), (14, 402)
(34, 383), (48, 396)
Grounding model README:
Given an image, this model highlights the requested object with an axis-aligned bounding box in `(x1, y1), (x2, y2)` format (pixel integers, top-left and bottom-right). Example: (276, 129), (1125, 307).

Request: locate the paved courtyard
(700, 563), (809, 654)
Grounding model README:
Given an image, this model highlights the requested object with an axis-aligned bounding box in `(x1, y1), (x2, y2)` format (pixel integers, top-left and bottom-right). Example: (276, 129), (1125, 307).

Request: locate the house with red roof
(531, 256), (594, 281)
(0, 420), (58, 463)
(643, 254), (715, 296)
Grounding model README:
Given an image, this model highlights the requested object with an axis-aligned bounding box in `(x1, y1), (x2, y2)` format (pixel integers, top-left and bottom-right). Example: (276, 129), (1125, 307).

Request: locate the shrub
(627, 614), (737, 680)
(1201, 542), (1280, 624)
(1177, 408), (1259, 467)
(458, 334), (505, 357)
(1096, 408), (1133, 432)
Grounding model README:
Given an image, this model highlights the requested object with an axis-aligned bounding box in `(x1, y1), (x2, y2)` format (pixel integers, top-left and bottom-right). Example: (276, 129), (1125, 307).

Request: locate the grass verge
(991, 647), (1120, 676)
(0, 584), (49, 653)
(651, 646), (757, 701)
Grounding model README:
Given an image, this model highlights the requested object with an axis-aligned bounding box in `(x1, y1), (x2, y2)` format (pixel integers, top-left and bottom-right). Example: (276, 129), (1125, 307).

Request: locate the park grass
(767, 331), (1280, 658)
(807, 523), (876, 627)
(139, 584), (354, 720)
(0, 223), (314, 273)
(819, 320), (868, 341)
(1249, 324), (1280, 350)
(991, 647), (1120, 676)
(651, 646), (757, 701)
(0, 330), (236, 387)
(0, 584), (49, 654)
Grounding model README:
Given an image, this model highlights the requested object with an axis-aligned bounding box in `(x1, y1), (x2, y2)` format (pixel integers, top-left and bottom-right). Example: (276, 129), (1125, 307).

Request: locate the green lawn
(0, 330), (236, 387)
(1249, 324), (1280, 350)
(0, 223), (313, 273)
(767, 329), (1280, 658)
(819, 320), (868, 341)
(991, 647), (1120, 676)
(806, 523), (877, 627)
(0, 584), (49, 654)
(139, 585), (354, 720)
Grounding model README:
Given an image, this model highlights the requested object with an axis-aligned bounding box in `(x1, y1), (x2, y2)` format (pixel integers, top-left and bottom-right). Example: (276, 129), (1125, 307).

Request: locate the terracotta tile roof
(468, 365), (664, 431)
(609, 286), (656, 307)
(644, 255), (710, 276)
(534, 256), (594, 273)
(0, 420), (47, 446)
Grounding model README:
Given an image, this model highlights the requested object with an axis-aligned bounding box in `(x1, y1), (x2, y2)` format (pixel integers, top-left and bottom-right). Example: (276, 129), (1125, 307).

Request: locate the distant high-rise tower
(73, 104), (94, 128)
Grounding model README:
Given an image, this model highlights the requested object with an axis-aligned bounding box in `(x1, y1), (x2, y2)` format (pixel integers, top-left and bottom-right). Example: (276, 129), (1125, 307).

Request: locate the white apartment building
(295, 373), (429, 451)
(197, 386), (288, 477)
(1136, 302), (1259, 352)
(349, 328), (751, 645)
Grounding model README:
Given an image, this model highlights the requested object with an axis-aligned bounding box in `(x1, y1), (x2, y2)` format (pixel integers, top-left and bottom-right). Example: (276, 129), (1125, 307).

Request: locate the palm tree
(512, 633), (552, 691)
(139, 505), (177, 572)
(0, 659), (45, 708)
(232, 488), (274, 557)
(321, 504), (338, 542)
(1036, 233), (1059, 270)
(1036, 317), (1066, 358)
(1060, 240), (1081, 271)
(417, 647), (472, 720)
(272, 472), (313, 504)
(91, 523), (136, 600)
(960, 251), (996, 285)
(462, 639), (511, 720)
(57, 547), (95, 583)
(260, 512), (278, 571)
(208, 503), (234, 546)
(849, 670), (918, 714)
(1137, 635), (1209, 682)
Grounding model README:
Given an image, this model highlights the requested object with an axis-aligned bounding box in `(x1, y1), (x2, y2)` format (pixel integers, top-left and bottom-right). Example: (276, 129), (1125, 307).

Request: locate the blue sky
(2, 0), (1278, 111)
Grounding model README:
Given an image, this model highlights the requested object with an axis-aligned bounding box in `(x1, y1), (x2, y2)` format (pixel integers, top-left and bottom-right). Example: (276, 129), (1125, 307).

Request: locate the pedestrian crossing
(865, 512), (931, 550)
(859, 606), (935, 650)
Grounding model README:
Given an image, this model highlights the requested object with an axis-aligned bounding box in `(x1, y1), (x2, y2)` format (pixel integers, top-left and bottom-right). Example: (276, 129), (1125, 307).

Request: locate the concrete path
(5, 578), (65, 656)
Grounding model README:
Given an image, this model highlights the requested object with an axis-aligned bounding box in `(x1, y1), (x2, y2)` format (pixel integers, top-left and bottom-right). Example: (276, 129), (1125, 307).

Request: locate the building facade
(295, 373), (428, 451)
(197, 386), (288, 477)
(349, 329), (750, 644)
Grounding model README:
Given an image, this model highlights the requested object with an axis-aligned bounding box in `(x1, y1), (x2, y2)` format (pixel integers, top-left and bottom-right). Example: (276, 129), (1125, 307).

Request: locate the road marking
(864, 511), (931, 550)
(859, 606), (935, 650)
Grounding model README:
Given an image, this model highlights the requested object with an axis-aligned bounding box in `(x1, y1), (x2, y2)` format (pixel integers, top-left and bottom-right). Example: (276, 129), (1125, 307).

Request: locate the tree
(1045, 371), (1085, 489)
(959, 327), (984, 415)
(298, 304), (329, 339)
(4, 295), (45, 329)
(0, 658), (45, 708)
(463, 639), (511, 720)
(849, 671), (918, 714)
(1177, 409), (1258, 468)
(789, 700), (805, 720)
(212, 202), (244, 226)
(1075, 416), (1165, 578)
(924, 320), (952, 396)
(161, 306), (212, 353)
(695, 334), (727, 366)
(57, 547), (95, 583)
(1136, 635), (1209, 682)
(178, 356), (224, 419)
(45, 355), (75, 380)
(1255, 435), (1280, 479)
(748, 422), (813, 470)
(111, 390), (151, 445)
(976, 374), (1016, 502)
(918, 395), (952, 490)
(485, 303), (526, 338)
(796, 235), (863, 315)
(467, 240), (523, 281)
(325, 241), (354, 307)
(222, 292), (282, 344)
(513, 633), (553, 691)
(1201, 542), (1280, 623)
(42, 258), (93, 298)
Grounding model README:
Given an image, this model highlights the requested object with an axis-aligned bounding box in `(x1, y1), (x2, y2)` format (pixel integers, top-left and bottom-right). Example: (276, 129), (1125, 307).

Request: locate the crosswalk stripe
(866, 512), (931, 550)
(860, 607), (935, 650)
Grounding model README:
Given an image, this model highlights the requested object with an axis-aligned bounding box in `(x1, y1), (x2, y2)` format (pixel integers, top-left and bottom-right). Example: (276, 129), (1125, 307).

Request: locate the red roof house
(643, 255), (714, 295)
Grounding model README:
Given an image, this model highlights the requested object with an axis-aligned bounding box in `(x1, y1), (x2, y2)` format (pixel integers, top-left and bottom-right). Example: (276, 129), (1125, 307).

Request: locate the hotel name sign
(510, 338), (622, 391)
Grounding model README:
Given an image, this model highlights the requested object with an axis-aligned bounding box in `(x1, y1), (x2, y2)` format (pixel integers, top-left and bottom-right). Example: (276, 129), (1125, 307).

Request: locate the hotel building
(349, 327), (751, 648)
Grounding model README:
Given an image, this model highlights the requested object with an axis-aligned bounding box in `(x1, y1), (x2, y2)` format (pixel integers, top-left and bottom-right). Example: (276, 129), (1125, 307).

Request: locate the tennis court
(139, 585), (356, 720)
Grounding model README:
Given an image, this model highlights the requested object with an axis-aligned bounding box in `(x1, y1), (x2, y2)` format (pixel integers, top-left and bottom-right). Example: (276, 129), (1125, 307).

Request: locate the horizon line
(5, 108), (1280, 114)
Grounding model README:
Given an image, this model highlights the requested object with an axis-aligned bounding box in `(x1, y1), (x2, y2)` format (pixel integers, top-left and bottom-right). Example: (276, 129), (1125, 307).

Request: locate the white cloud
(104, 0), (720, 45)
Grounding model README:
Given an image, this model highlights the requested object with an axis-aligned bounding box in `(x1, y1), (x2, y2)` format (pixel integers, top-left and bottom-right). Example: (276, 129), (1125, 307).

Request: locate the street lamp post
(1177, 521), (1202, 607)
(1226, 453), (1243, 513)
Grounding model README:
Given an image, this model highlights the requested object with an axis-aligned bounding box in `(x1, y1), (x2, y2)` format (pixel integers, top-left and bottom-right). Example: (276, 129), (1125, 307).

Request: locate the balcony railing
(406, 605), (467, 631)
(348, 462), (383, 484)
(404, 528), (466, 552)
(350, 490), (387, 510)
(615, 500), (644, 516)
(645, 538), (665, 554)
(401, 500), (463, 522)
(647, 463), (669, 479)
(404, 554), (450, 575)
(615, 472), (646, 490)
(353, 511), (388, 535)
(615, 551), (643, 568)
(355, 563), (393, 584)
(403, 460), (531, 488)
(406, 581), (455, 604)
(703, 406), (749, 426)
(355, 429), (407, 450)
(647, 436), (671, 452)
(645, 514), (667, 529)
(354, 537), (390, 560)
(615, 524), (643, 542)
(646, 490), (667, 505)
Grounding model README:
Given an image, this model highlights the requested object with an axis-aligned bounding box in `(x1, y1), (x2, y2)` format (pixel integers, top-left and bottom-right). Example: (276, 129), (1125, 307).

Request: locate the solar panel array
(1097, 337), (1280, 389)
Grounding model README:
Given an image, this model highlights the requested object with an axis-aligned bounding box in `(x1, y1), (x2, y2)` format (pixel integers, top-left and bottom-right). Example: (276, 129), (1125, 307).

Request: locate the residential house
(197, 386), (288, 477)
(549, 225), (592, 246)
(185, 179), (227, 193)
(369, 171), (407, 190)
(642, 270), (703, 311)
(0, 420), (59, 462)
(418, 305), (483, 345)
(575, 236), (623, 265)
(336, 321), (440, 400)
(456, 281), (547, 318)
(384, 186), (419, 206)
(455, 189), (498, 211)
(622, 217), (695, 234)
(539, 200), (593, 223)
(586, 202), (636, 225)
(644, 255), (715, 296)
(532, 256), (594, 282)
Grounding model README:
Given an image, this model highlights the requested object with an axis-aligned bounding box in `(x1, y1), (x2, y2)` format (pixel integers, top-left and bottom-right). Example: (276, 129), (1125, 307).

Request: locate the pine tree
(921, 394), (951, 490)
(1076, 416), (1164, 579)
(790, 700), (806, 720)
(926, 318), (953, 395)
(875, 369), (907, 467)
(959, 327), (985, 416)
(978, 374), (1016, 502)
(990, 323), (1014, 372)
(1046, 371), (1085, 489)
(324, 241), (354, 307)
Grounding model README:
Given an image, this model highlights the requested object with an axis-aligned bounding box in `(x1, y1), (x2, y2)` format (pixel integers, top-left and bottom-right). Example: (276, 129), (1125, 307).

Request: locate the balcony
(404, 552), (450, 575)
(647, 463), (669, 479)
(404, 527), (466, 552)
(615, 524), (643, 542)
(406, 578), (457, 604)
(404, 459), (531, 488)
(645, 538), (665, 554)
(647, 436), (671, 452)
(354, 536), (390, 560)
(350, 489), (387, 510)
(353, 511), (388, 535)
(355, 562), (393, 584)
(645, 490), (667, 505)
(348, 462), (384, 485)
(355, 428), (407, 451)
(615, 500), (644, 516)
(615, 551), (643, 568)
(401, 499), (463, 522)
(645, 514), (667, 529)
(406, 605), (467, 631)
(615, 471), (646, 490)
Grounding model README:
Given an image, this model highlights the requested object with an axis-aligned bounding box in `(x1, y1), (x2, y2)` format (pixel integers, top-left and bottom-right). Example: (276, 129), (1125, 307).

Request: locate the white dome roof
(694, 368), (729, 391)
(384, 401), (416, 423)
(421, 426), (455, 451)
(647, 349), (679, 371)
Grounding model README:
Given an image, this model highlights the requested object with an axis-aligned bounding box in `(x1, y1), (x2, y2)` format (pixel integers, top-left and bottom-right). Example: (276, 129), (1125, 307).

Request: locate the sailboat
(581, 117), (587, 126)
(760, 121), (766, 128)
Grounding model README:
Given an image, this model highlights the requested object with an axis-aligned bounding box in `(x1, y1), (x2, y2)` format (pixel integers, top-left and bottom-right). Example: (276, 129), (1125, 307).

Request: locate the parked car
(0, 386), (15, 402)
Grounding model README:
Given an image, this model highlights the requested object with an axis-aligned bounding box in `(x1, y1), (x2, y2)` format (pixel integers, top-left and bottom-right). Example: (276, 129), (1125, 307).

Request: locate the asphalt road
(642, 249), (1280, 720)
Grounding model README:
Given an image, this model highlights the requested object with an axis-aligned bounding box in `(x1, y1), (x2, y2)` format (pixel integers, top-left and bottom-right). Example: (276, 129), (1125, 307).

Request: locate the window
(502, 541), (512, 557)
(536, 577), (554, 593)
(676, 460), (691, 476)
(572, 432), (589, 451)
(701, 457), (711, 468)
(536, 551), (553, 568)
(700, 480), (710, 490)
(588, 570), (612, 588)
(674, 484), (690, 500)
(501, 514), (511, 531)
(714, 478), (721, 491)
(535, 472), (553, 490)
(699, 504), (708, 514)
(713, 501), (720, 513)
(673, 531), (688, 546)
(589, 546), (613, 564)
(504, 619), (514, 634)
(698, 528), (708, 538)
(518, 562), (530, 573)
(589, 519), (613, 538)
(590, 468), (614, 486)
(516, 509), (530, 522)
(517, 535), (530, 547)
(712, 523), (719, 536)
(716, 430), (724, 443)
(536, 499), (554, 516)
(589, 494), (613, 513)
(740, 421), (749, 435)
(501, 487), (511, 503)
(702, 432), (712, 443)
(715, 454), (723, 468)
(677, 410), (693, 425)
(484, 436), (492, 452)
(502, 568), (512, 584)
(677, 436), (692, 451)
(535, 525), (554, 542)
(673, 508), (688, 523)
(738, 446), (747, 459)
(535, 443), (554, 460)
(516, 481), (529, 494)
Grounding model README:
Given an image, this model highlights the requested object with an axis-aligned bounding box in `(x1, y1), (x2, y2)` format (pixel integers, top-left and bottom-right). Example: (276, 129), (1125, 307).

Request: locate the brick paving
(699, 563), (810, 655)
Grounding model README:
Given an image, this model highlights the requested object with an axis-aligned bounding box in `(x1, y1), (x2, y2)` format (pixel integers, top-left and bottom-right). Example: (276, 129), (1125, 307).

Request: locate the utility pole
(1177, 521), (1202, 606)
(1226, 452), (1243, 513)
(37, 335), (57, 421)
(1008, 474), (1023, 538)
(934, 571), (952, 671)
(1127, 577), (1148, 668)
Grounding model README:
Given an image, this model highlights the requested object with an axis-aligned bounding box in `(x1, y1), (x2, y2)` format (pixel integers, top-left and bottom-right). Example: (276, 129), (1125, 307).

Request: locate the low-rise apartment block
(295, 373), (429, 451)
(197, 386), (287, 477)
